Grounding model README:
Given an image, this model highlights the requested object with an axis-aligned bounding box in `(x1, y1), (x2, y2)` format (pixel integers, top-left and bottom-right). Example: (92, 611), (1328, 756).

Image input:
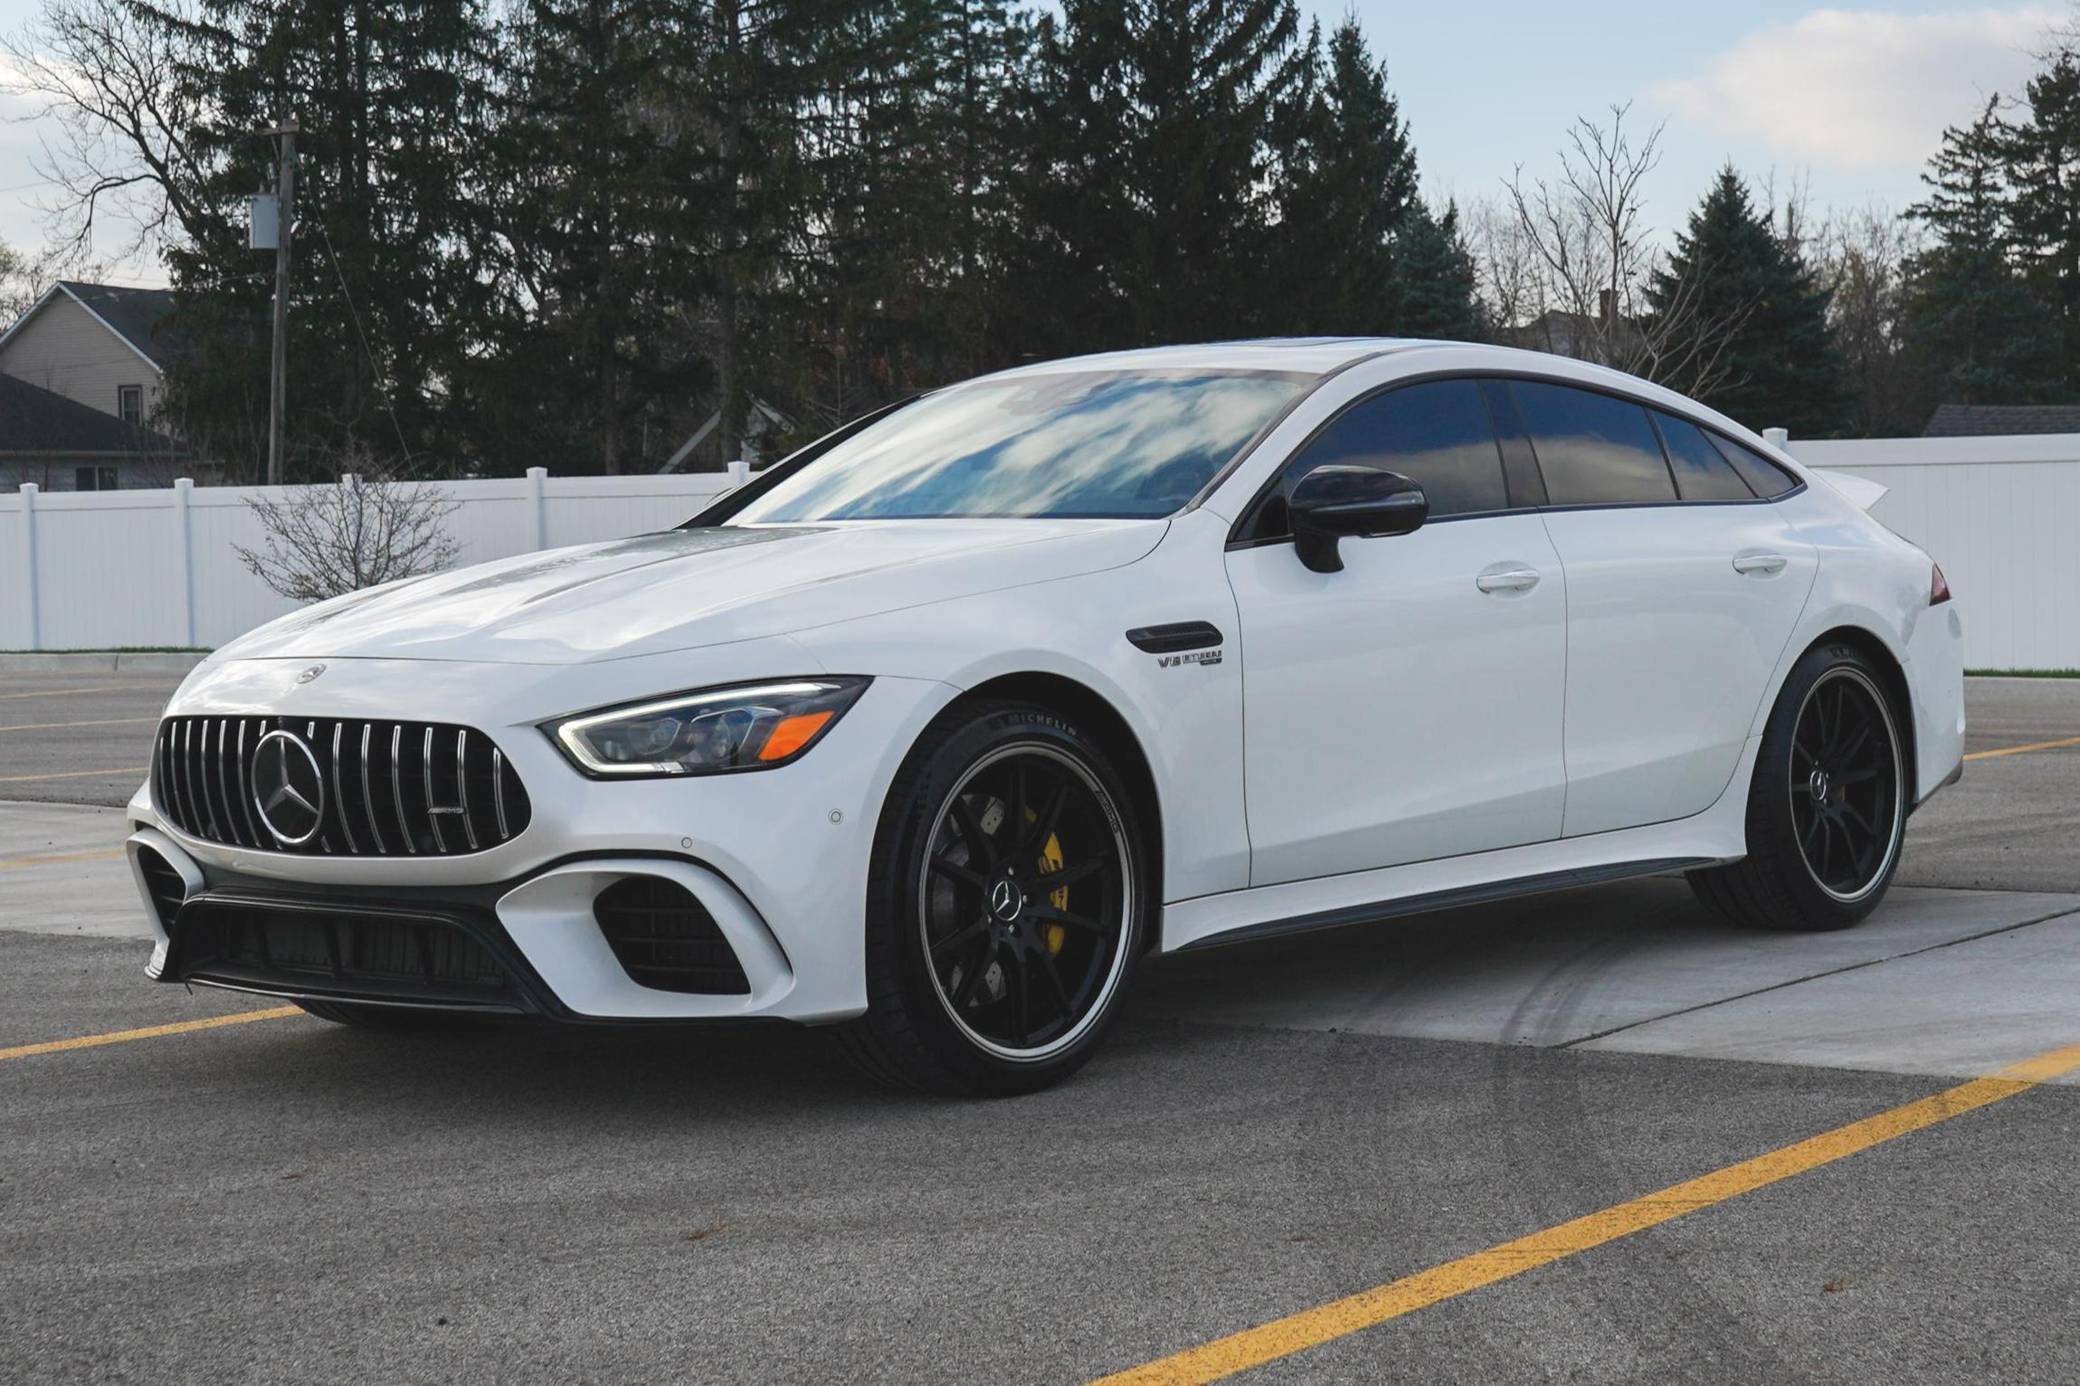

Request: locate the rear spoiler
(1808, 468), (1887, 512)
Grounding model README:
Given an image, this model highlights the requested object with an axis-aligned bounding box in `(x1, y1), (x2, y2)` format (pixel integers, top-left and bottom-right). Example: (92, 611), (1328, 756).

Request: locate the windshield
(730, 370), (1311, 522)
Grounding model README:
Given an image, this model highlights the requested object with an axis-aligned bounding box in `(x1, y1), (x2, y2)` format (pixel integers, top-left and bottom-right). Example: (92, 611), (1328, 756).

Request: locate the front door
(1224, 378), (1569, 887)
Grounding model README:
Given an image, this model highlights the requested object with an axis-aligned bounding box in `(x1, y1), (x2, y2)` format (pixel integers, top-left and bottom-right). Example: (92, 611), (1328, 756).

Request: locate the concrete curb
(0, 652), (208, 676)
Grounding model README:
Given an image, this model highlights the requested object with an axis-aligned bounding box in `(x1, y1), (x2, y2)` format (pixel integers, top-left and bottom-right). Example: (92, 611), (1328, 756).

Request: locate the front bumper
(128, 649), (958, 1022)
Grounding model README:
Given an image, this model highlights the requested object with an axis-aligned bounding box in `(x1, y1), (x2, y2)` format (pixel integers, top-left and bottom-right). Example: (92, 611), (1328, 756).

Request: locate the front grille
(135, 846), (186, 932)
(153, 716), (532, 856)
(170, 898), (519, 1007)
(593, 877), (750, 995)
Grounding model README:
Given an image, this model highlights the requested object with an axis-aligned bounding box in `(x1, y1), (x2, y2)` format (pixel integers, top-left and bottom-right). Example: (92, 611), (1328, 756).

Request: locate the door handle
(1475, 565), (1541, 594)
(1732, 551), (1789, 577)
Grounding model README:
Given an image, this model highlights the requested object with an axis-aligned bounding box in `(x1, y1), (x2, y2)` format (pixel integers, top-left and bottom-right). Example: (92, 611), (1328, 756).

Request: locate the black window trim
(1225, 371), (1539, 549)
(1225, 367), (1810, 548)
(1496, 373), (1805, 514)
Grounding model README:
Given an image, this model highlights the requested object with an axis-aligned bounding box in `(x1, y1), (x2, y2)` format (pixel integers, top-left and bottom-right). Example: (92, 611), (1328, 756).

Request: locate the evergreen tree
(1901, 99), (2064, 410)
(1008, 0), (1309, 353)
(139, 0), (503, 478)
(1265, 19), (1414, 334)
(1649, 166), (1847, 436)
(1388, 199), (1483, 340)
(1999, 49), (2080, 387)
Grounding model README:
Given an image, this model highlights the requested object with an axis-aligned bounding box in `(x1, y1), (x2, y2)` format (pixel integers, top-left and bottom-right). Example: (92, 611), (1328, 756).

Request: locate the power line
(316, 221), (413, 468)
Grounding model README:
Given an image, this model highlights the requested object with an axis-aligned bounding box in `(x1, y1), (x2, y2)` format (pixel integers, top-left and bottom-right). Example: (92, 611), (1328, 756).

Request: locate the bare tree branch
(234, 444), (462, 604)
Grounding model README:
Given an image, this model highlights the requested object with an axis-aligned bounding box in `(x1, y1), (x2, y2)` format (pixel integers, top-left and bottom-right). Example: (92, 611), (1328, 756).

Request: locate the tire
(1688, 641), (1909, 932)
(294, 999), (492, 1030)
(836, 700), (1151, 1096)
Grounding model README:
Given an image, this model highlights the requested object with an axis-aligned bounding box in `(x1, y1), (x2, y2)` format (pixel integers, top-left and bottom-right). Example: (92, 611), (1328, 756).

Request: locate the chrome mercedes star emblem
(251, 729), (326, 845)
(989, 877), (1025, 921)
(295, 664), (326, 685)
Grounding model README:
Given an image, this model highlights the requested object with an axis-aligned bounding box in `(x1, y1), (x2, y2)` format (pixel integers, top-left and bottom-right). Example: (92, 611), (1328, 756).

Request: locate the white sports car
(128, 339), (1965, 1094)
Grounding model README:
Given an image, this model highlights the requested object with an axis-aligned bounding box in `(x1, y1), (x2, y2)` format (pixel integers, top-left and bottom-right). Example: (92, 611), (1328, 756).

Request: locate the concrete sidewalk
(0, 800), (139, 938)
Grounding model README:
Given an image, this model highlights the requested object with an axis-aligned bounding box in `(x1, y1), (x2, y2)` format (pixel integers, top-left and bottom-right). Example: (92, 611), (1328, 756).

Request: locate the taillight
(1930, 562), (1951, 605)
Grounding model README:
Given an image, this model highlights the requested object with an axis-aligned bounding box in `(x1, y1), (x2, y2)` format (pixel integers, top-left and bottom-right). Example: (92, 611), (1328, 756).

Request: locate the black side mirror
(1287, 465), (1428, 573)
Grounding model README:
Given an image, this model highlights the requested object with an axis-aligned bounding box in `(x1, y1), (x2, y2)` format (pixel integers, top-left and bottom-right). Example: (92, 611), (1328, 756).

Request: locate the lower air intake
(592, 877), (750, 995)
(170, 899), (520, 1009)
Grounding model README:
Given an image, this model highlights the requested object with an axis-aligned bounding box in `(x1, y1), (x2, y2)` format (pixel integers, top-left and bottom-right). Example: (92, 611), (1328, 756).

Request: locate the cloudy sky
(0, 1), (2066, 286)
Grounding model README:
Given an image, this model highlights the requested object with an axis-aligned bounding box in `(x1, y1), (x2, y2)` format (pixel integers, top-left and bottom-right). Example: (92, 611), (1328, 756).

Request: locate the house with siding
(0, 371), (186, 493)
(0, 282), (182, 484)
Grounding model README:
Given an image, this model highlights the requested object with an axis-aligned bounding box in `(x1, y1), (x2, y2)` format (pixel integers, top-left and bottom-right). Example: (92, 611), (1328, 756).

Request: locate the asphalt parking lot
(3, 670), (2078, 1383)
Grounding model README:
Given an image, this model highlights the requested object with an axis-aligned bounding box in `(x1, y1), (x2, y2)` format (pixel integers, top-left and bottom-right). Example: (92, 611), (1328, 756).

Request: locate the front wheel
(837, 701), (1150, 1096)
(1689, 643), (1908, 931)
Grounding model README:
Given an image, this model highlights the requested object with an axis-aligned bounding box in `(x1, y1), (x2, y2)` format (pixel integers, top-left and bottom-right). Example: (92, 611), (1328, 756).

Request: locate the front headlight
(546, 677), (870, 778)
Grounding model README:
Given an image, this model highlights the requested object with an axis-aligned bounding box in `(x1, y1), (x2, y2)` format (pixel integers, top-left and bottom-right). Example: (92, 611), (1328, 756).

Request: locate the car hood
(212, 519), (1166, 666)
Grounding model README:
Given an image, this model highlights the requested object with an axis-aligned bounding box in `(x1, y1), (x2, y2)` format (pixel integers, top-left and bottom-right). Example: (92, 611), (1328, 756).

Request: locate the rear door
(1504, 380), (1817, 837)
(1224, 377), (1568, 886)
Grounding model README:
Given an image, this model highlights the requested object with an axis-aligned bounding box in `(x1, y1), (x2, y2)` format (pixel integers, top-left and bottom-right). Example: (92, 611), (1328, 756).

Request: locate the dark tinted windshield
(731, 370), (1309, 522)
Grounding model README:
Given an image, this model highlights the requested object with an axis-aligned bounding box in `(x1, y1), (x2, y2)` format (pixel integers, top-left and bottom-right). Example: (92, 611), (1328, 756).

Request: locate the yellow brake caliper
(1027, 809), (1069, 955)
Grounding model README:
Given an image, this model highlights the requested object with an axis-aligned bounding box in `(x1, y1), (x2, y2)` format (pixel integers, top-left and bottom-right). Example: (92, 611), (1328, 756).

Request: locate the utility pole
(266, 120), (298, 486)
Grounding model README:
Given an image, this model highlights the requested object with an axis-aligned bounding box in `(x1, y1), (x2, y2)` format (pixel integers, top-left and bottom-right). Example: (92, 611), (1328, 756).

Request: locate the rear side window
(1263, 378), (1510, 532)
(1653, 412), (1755, 501)
(1708, 433), (1802, 498)
(1511, 381), (1676, 505)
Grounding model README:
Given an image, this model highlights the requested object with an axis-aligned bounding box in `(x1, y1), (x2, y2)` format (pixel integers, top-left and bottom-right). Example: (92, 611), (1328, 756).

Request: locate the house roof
(0, 280), (181, 372)
(0, 370), (184, 457)
(1922, 403), (2080, 437)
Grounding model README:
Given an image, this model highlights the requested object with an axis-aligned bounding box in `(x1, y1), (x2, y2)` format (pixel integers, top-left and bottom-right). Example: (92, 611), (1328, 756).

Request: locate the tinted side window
(1654, 412), (1755, 501)
(1273, 379), (1509, 527)
(1511, 381), (1676, 505)
(1708, 433), (1801, 498)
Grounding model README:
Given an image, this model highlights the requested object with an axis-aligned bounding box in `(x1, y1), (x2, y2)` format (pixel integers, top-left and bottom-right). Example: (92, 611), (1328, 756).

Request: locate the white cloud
(1650, 7), (2060, 171)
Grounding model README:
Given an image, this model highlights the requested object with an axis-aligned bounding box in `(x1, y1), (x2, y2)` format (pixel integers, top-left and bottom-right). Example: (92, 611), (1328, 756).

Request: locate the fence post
(17, 483), (38, 651)
(1763, 427), (1790, 449)
(172, 477), (196, 648)
(726, 459), (750, 490)
(525, 466), (548, 551)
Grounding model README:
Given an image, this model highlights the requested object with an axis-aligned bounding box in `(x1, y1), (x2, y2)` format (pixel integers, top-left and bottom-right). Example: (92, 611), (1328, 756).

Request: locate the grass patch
(1967, 668), (2080, 679)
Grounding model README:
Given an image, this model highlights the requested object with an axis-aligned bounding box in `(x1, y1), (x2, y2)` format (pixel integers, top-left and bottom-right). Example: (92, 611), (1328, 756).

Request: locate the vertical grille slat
(330, 722), (359, 855)
(152, 715), (529, 857)
(421, 727), (448, 854)
(359, 724), (387, 854)
(389, 724), (416, 856)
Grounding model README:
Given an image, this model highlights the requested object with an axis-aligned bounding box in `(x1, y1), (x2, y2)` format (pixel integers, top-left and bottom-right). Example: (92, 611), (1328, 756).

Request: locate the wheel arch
(956, 671), (1164, 940)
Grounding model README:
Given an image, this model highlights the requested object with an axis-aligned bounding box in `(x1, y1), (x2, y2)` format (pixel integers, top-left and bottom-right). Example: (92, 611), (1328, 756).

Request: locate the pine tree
(1265, 19), (1415, 334)
(1008, 0), (1309, 353)
(1388, 200), (1484, 340)
(141, 0), (503, 478)
(1901, 99), (2064, 410)
(1997, 50), (2080, 388)
(1648, 166), (1847, 436)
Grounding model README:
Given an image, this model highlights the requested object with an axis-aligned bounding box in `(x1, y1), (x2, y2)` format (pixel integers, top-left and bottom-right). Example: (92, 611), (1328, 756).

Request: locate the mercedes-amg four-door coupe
(128, 339), (1965, 1094)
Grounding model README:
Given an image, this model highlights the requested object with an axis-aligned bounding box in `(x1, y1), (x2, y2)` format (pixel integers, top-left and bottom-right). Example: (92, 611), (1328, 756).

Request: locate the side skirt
(1171, 857), (1713, 953)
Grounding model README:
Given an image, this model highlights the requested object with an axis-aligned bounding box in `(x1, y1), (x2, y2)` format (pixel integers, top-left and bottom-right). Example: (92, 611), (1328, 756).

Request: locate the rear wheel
(1689, 643), (1908, 931)
(837, 701), (1149, 1096)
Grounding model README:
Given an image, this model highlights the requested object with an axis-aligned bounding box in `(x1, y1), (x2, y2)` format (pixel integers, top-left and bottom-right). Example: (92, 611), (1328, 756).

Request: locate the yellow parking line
(0, 686), (116, 701)
(0, 716), (157, 734)
(0, 1006), (303, 1063)
(1965, 734), (2080, 762)
(0, 847), (126, 871)
(0, 766), (148, 784)
(1094, 1040), (2080, 1386)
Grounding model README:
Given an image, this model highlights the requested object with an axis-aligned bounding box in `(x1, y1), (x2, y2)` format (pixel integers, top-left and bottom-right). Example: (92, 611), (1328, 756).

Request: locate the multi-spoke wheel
(1690, 643), (1908, 931)
(839, 701), (1149, 1095)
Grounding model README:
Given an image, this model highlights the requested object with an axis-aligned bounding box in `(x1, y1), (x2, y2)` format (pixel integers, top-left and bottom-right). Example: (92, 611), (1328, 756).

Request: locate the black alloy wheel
(1789, 667), (1903, 902)
(919, 742), (1132, 1060)
(838, 701), (1148, 1095)
(1689, 643), (1908, 932)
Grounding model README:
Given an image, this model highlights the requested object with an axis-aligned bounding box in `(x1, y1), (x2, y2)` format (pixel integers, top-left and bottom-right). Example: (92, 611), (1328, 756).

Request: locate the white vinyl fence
(1, 465), (751, 651)
(1787, 433), (2080, 671)
(4, 439), (2078, 668)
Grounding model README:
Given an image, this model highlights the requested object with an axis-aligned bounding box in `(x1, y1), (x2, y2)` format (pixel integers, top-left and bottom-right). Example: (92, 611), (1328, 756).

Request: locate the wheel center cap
(1809, 767), (1832, 804)
(989, 877), (1026, 921)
